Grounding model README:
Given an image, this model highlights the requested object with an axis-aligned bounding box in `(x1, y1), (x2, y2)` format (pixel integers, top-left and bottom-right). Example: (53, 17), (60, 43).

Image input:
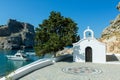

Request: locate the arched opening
(85, 47), (92, 62)
(83, 26), (94, 39)
(85, 31), (92, 38)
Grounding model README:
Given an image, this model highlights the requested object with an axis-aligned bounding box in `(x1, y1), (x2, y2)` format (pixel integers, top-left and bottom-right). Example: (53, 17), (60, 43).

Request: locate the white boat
(6, 50), (28, 61)
(26, 51), (36, 55)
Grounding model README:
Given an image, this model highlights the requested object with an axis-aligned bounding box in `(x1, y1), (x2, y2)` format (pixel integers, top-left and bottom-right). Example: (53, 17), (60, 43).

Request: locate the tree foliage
(34, 11), (79, 56)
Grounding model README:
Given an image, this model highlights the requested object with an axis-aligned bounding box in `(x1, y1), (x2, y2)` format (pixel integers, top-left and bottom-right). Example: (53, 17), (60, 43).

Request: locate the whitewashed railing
(0, 59), (53, 80)
(0, 54), (71, 80)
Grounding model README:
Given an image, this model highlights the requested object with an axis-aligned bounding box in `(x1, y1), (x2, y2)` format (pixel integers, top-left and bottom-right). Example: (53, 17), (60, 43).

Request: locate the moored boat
(6, 50), (28, 61)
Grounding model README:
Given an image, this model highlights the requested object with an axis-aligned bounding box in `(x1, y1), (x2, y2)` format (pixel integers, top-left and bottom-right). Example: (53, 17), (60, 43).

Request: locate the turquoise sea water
(0, 50), (37, 77)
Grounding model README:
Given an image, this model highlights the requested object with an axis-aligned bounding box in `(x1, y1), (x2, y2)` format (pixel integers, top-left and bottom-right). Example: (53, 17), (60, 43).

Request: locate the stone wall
(0, 19), (35, 50)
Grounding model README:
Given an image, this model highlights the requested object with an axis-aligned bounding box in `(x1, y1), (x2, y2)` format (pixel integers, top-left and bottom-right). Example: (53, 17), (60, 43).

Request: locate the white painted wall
(73, 27), (106, 63)
(73, 38), (106, 63)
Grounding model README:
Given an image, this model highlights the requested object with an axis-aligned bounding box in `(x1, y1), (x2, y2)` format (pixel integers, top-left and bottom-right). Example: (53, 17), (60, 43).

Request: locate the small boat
(26, 51), (36, 56)
(6, 50), (28, 61)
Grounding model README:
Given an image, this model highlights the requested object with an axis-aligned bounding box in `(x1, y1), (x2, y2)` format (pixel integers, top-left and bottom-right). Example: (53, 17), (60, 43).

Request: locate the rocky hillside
(100, 2), (120, 54)
(0, 19), (35, 50)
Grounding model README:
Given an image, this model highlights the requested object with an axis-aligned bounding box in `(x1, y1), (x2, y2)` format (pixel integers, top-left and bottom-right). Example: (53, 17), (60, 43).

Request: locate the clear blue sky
(0, 0), (119, 38)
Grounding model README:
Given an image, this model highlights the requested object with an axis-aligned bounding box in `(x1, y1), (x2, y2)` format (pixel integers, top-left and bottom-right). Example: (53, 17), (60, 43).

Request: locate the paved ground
(19, 58), (120, 80)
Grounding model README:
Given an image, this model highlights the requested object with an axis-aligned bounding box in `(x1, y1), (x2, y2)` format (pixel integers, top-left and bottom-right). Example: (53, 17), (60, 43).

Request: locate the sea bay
(0, 49), (38, 77)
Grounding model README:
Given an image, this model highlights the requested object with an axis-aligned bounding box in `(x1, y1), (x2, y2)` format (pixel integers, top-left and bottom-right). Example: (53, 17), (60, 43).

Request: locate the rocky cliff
(0, 19), (35, 50)
(100, 2), (120, 54)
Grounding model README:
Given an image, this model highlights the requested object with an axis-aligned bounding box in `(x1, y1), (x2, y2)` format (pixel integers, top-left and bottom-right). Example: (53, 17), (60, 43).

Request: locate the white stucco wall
(73, 27), (106, 63)
(73, 38), (106, 63)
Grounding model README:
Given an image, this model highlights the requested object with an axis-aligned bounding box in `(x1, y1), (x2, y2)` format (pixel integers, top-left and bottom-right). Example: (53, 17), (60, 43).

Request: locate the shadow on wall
(106, 54), (119, 61)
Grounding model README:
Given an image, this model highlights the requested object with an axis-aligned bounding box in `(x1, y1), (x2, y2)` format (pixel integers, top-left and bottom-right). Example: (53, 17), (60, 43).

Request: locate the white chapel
(73, 27), (106, 63)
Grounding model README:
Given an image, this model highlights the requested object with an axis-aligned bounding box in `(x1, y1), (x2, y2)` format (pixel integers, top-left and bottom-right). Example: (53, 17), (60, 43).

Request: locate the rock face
(100, 15), (120, 54)
(100, 3), (120, 53)
(117, 2), (120, 11)
(0, 19), (35, 50)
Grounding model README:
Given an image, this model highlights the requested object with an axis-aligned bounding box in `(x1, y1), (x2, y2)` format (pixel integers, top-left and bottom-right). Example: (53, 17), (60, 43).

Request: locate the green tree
(34, 11), (79, 57)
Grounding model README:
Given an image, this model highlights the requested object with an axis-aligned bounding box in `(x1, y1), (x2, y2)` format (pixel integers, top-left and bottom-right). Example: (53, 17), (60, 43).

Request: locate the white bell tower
(83, 26), (94, 39)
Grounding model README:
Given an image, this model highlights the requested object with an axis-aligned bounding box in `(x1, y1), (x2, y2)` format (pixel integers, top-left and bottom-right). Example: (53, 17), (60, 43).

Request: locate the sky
(0, 0), (119, 38)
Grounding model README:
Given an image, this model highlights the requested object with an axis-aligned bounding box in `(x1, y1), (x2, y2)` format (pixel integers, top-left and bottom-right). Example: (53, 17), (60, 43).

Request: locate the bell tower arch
(83, 26), (94, 39)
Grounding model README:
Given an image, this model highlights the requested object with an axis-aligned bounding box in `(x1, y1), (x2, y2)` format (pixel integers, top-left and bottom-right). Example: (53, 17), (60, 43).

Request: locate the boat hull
(7, 55), (28, 61)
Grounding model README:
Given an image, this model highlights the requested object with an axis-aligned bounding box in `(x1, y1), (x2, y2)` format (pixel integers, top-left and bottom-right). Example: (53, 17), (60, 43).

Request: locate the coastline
(0, 49), (35, 78)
